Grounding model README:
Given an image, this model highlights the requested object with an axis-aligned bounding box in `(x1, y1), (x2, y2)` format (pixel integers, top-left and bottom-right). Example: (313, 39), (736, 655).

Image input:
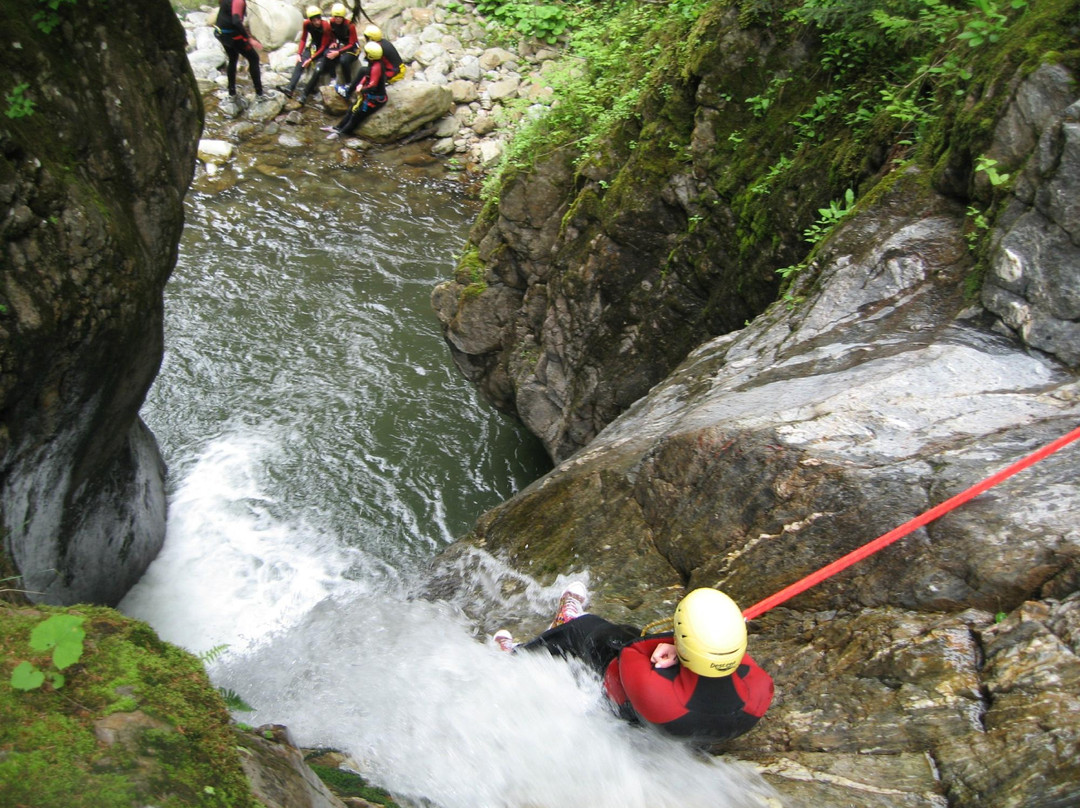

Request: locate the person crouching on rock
(281, 5), (331, 102)
(214, 0), (265, 99)
(323, 42), (388, 140)
(495, 584), (774, 745)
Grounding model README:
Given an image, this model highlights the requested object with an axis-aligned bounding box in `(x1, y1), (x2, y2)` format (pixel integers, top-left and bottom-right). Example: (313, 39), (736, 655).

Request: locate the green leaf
(11, 661), (45, 691)
(30, 614), (86, 670)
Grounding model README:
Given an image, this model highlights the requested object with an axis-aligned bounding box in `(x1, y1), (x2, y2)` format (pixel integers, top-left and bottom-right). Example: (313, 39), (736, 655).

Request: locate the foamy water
(119, 163), (775, 807)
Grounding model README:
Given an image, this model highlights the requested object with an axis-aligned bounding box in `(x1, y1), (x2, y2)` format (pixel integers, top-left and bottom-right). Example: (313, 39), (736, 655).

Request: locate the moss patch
(0, 605), (258, 808)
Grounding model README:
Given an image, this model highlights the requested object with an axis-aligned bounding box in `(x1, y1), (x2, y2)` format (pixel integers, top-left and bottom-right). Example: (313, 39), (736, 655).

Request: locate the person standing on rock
(343, 24), (403, 98)
(322, 41), (388, 140)
(214, 0), (265, 99)
(280, 6), (332, 101)
(495, 584), (774, 744)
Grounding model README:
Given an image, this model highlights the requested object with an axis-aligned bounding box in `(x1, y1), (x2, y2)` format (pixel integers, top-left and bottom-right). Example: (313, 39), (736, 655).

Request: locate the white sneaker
(493, 629), (517, 652)
(549, 582), (588, 628)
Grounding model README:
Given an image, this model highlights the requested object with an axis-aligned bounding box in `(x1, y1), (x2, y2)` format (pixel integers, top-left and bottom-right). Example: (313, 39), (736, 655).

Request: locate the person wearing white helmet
(322, 40), (389, 139)
(279, 6), (331, 100)
(496, 584), (774, 743)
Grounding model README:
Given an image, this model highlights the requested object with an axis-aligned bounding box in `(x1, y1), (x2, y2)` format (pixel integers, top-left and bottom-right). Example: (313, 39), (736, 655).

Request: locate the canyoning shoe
(335, 83), (349, 98)
(325, 131), (340, 140)
(278, 86), (293, 98)
(549, 581), (588, 629)
(493, 630), (517, 652)
(320, 125), (336, 132)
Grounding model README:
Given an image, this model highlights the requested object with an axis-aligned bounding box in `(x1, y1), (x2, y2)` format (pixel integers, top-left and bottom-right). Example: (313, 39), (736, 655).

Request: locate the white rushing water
(119, 164), (775, 807)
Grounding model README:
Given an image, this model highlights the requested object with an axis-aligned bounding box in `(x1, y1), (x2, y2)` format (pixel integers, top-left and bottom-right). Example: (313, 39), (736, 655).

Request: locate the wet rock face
(983, 65), (1080, 368)
(0, 0), (202, 604)
(444, 164), (1080, 805)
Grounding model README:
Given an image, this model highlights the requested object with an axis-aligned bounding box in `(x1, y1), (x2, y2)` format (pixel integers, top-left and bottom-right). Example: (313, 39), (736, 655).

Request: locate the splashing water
(119, 160), (774, 807)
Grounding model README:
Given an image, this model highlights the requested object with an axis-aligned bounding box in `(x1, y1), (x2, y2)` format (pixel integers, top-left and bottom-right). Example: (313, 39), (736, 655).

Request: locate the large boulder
(0, 0), (202, 604)
(352, 81), (453, 143)
(243, 0), (302, 51)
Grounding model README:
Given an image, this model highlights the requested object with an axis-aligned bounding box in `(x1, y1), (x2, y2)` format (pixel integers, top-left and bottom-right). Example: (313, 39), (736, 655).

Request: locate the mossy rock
(0, 604), (258, 808)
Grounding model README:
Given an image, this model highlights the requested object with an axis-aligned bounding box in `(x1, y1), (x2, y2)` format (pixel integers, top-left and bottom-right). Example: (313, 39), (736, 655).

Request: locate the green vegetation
(4, 82), (34, 119)
(473, 0), (1076, 304)
(308, 762), (401, 806)
(33, 0), (77, 34)
(1, 605), (258, 808)
(9, 613), (86, 691)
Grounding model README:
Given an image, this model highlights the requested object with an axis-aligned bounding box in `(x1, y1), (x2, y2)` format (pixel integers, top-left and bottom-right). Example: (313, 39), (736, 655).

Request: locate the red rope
(742, 423), (1080, 620)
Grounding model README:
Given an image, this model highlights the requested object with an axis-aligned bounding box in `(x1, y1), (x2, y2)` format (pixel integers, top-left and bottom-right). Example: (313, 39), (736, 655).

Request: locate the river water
(119, 145), (773, 807)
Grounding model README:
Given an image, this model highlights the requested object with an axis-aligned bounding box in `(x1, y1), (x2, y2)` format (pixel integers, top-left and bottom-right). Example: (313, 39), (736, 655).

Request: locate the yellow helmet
(363, 24), (382, 40)
(305, 5), (322, 18)
(364, 41), (383, 60)
(672, 588), (747, 678)
(330, 3), (348, 18)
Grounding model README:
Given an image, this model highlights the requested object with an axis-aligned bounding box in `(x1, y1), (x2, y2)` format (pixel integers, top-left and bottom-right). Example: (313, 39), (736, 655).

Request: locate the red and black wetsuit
(521, 614), (773, 744)
(347, 38), (403, 96)
(285, 17), (332, 97)
(334, 59), (387, 136)
(604, 634), (773, 742)
(323, 18), (361, 85)
(215, 0), (262, 96)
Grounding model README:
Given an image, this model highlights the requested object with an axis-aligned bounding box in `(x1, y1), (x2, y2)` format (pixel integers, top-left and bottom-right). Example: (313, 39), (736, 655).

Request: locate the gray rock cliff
(0, 0), (202, 604)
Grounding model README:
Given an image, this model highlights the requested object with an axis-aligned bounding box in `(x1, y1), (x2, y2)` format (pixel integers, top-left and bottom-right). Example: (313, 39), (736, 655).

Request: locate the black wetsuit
(316, 18), (360, 88)
(215, 0), (262, 96)
(523, 614), (774, 744)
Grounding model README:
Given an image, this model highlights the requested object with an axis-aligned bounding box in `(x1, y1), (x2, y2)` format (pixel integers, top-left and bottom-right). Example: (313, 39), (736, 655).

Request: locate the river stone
(486, 76), (520, 101)
(198, 139), (235, 164)
(415, 42), (447, 66)
(449, 79), (479, 104)
(480, 47), (517, 69)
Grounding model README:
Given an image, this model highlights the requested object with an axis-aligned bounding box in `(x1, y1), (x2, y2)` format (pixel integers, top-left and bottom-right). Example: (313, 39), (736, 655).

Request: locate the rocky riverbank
(179, 0), (560, 184)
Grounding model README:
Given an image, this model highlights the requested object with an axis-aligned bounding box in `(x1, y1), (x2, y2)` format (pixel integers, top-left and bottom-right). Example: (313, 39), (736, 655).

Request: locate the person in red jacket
(495, 585), (773, 744)
(280, 6), (332, 101)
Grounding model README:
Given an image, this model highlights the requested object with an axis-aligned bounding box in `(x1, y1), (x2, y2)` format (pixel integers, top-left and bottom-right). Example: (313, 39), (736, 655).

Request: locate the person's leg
(346, 64), (370, 95)
(520, 614), (638, 675)
(302, 56), (330, 99)
(283, 61), (305, 96)
(239, 42), (263, 95)
(337, 52), (358, 87)
(225, 48), (240, 95)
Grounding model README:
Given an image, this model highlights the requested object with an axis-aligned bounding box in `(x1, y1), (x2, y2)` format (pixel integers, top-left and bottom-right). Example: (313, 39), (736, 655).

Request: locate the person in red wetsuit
(322, 41), (388, 139)
(497, 585), (773, 744)
(280, 6), (332, 101)
(214, 0), (264, 98)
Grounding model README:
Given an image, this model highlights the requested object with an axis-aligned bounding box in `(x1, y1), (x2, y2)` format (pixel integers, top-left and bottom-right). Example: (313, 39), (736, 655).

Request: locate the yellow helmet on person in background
(330, 3), (348, 18)
(305, 5), (322, 18)
(364, 41), (383, 60)
(363, 24), (382, 40)
(672, 588), (747, 678)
